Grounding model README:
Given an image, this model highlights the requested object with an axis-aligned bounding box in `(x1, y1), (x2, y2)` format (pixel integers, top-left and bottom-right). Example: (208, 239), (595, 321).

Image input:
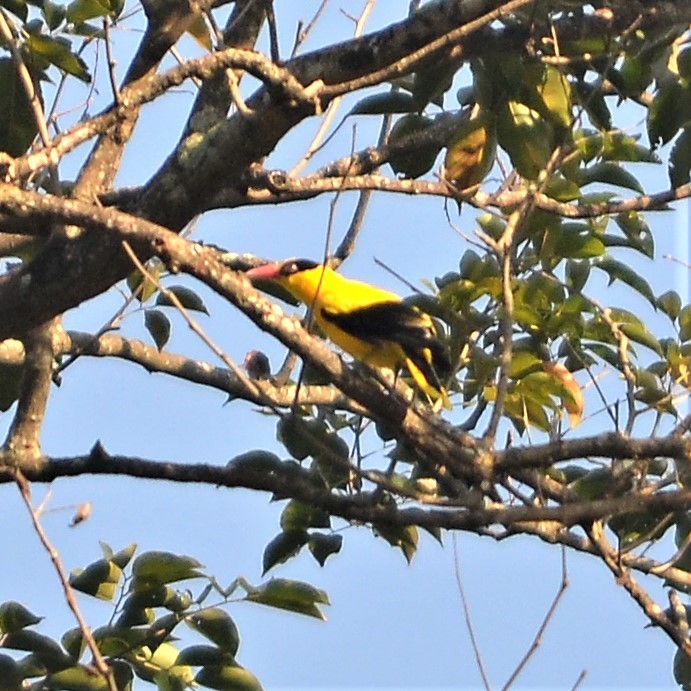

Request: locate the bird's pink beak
(245, 262), (281, 284)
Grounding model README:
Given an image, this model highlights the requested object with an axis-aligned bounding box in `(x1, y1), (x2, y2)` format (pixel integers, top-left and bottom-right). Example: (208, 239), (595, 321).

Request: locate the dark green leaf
(156, 285), (209, 314)
(0, 0), (27, 21)
(45, 664), (111, 690)
(0, 653), (22, 691)
(187, 609), (239, 656)
(195, 663), (263, 691)
(350, 92), (418, 115)
(262, 530), (308, 575)
(144, 309), (171, 351)
(3, 630), (72, 672)
(226, 450), (283, 473)
(308, 532), (343, 567)
(0, 58), (39, 156)
(648, 81), (691, 148)
(670, 126), (691, 188)
(680, 305), (691, 342)
(594, 257), (656, 306)
(575, 161), (644, 193)
(387, 114), (439, 178)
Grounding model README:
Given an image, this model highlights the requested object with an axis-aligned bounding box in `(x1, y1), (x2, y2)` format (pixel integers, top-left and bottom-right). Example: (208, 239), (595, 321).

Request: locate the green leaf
(144, 309), (171, 351)
(674, 648), (691, 691)
(65, 0), (111, 23)
(609, 307), (663, 355)
(2, 630), (72, 671)
(187, 609), (239, 656)
(601, 130), (660, 163)
(657, 290), (682, 320)
(0, 58), (39, 156)
(42, 1), (66, 30)
(575, 161), (644, 193)
(680, 305), (691, 342)
(244, 578), (329, 621)
(573, 81), (611, 130)
(0, 363), (22, 412)
(262, 530), (308, 575)
(45, 665), (111, 691)
(0, 601), (42, 633)
(226, 450), (283, 473)
(177, 645), (233, 667)
(0, 0), (27, 21)
(497, 100), (553, 179)
(131, 551), (203, 589)
(25, 34), (91, 82)
(108, 542), (137, 569)
(373, 523), (419, 564)
(444, 112), (497, 191)
(0, 653), (22, 691)
(594, 257), (656, 306)
(350, 92), (418, 115)
(648, 81), (691, 148)
(69, 559), (122, 601)
(614, 210), (654, 259)
(156, 285), (209, 314)
(280, 500), (330, 532)
(61, 628), (85, 662)
(670, 126), (691, 188)
(195, 663), (263, 691)
(308, 532), (343, 567)
(127, 259), (163, 303)
(387, 114), (439, 178)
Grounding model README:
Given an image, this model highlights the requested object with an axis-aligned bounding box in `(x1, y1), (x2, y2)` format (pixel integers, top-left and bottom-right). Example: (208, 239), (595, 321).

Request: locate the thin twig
(452, 534), (493, 691)
(15, 470), (117, 691)
(500, 547), (569, 690)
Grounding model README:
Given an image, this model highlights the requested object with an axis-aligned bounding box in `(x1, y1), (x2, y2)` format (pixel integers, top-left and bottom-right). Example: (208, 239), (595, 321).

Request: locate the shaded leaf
(0, 58), (39, 156)
(308, 532), (343, 567)
(444, 111), (496, 191)
(670, 126), (691, 188)
(262, 530), (308, 575)
(187, 609), (239, 656)
(195, 663), (263, 691)
(144, 309), (171, 351)
(387, 114), (439, 178)
(69, 559), (122, 601)
(350, 92), (418, 115)
(156, 285), (209, 314)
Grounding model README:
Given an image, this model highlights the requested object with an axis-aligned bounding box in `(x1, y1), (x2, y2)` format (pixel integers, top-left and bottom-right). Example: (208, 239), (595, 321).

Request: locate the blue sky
(1, 2), (690, 689)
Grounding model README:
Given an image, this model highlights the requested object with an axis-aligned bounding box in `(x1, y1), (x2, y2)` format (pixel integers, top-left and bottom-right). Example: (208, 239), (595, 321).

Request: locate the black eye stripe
(280, 259), (319, 276)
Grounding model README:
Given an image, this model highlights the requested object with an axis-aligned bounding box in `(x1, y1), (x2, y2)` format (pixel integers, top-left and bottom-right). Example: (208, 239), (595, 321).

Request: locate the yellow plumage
(247, 259), (451, 408)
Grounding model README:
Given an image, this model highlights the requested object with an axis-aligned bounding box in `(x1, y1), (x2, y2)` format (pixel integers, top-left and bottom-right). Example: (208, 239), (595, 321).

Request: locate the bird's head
(245, 258), (319, 283)
(245, 258), (326, 304)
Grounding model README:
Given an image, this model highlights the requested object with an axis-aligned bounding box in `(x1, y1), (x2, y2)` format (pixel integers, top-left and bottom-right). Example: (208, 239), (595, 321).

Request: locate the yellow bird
(246, 259), (452, 408)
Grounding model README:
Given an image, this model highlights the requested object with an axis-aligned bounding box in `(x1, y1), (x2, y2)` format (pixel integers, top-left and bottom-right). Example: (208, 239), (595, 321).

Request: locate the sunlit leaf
(0, 601), (42, 633)
(244, 578), (329, 620)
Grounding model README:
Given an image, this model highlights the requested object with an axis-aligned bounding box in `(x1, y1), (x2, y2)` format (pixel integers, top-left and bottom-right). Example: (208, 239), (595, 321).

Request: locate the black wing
(321, 301), (451, 385)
